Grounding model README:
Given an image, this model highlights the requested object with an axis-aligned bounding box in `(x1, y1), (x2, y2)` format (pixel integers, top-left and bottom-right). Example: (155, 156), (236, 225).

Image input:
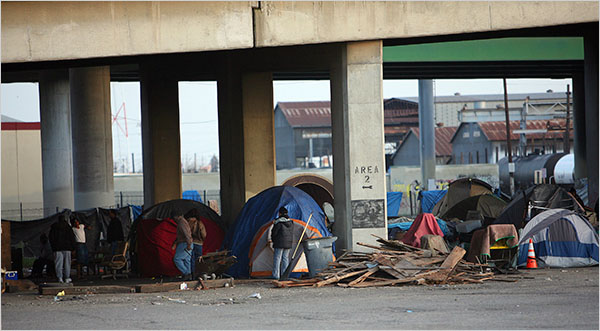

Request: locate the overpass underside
(2, 2), (598, 252)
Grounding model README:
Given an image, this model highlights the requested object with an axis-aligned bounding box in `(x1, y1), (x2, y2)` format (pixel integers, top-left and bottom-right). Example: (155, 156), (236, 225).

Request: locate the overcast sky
(1, 78), (572, 171)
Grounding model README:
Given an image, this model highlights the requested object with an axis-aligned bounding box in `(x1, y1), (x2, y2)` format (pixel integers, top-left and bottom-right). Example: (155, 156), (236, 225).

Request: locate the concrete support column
(39, 70), (74, 216)
(572, 73), (586, 180)
(217, 58), (275, 225)
(70, 66), (114, 210)
(140, 65), (182, 207)
(584, 30), (599, 206)
(330, 40), (386, 253)
(418, 79), (436, 190)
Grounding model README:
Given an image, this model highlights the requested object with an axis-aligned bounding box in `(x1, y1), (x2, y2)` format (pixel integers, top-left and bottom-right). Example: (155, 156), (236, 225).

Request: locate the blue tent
(182, 190), (203, 203)
(223, 186), (332, 278)
(387, 192), (403, 217)
(420, 190), (447, 213)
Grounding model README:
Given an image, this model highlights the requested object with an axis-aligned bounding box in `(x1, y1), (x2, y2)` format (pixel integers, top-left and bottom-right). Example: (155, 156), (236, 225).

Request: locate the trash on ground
(273, 234), (495, 289)
(248, 293), (261, 299)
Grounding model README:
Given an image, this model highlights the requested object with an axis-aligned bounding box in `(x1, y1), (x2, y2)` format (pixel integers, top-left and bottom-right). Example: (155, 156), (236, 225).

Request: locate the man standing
(107, 210), (124, 255)
(172, 215), (193, 280)
(31, 233), (55, 278)
(71, 216), (92, 273)
(49, 214), (75, 283)
(271, 207), (293, 280)
(184, 210), (207, 276)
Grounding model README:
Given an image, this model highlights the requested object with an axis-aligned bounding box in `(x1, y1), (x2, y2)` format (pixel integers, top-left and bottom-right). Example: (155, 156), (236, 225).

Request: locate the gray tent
(517, 209), (599, 268)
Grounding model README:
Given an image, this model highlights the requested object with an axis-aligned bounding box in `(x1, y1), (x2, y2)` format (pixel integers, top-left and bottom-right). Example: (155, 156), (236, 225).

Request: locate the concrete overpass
(2, 1), (598, 253)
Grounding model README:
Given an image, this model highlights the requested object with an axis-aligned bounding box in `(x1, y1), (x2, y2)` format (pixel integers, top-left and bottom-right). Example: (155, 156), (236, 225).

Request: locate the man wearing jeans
(172, 215), (193, 280)
(271, 207), (293, 280)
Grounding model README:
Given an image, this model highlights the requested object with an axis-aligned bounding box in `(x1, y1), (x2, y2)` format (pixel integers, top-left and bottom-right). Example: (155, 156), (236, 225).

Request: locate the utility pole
(418, 79), (436, 191)
(519, 97), (528, 156)
(503, 78), (515, 196)
(131, 153), (135, 173)
(564, 84), (571, 154)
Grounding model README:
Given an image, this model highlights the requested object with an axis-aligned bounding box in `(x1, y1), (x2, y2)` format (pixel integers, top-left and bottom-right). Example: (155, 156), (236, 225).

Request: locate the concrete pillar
(584, 30), (599, 206)
(39, 70), (74, 216)
(330, 41), (386, 253)
(217, 58), (275, 225)
(572, 73), (586, 180)
(69, 66), (114, 210)
(241, 72), (276, 200)
(418, 79), (436, 190)
(140, 65), (182, 208)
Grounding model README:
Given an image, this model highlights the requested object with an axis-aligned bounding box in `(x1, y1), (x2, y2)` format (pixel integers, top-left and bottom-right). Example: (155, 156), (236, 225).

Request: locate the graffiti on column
(351, 199), (384, 228)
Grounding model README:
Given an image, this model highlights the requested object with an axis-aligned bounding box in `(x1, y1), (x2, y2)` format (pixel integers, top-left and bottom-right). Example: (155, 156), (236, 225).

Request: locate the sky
(1, 78), (572, 172)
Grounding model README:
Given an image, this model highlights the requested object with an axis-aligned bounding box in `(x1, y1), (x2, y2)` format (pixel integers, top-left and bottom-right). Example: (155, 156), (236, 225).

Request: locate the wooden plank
(348, 267), (379, 286)
(314, 269), (368, 288)
(135, 278), (234, 293)
(1, 221), (10, 270)
(40, 285), (135, 295)
(440, 246), (467, 269)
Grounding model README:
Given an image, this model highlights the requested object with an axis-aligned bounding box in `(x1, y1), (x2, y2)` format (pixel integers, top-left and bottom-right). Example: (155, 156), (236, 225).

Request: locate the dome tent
(223, 186), (332, 278)
(517, 209), (599, 268)
(131, 199), (226, 277)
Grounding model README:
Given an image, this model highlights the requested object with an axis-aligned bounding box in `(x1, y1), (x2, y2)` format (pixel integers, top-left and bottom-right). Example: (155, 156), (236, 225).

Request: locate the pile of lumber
(274, 235), (495, 288)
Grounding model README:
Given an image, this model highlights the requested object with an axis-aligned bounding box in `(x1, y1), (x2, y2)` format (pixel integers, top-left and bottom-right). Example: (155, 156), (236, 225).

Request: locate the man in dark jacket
(270, 207), (293, 280)
(48, 214), (76, 283)
(107, 210), (124, 255)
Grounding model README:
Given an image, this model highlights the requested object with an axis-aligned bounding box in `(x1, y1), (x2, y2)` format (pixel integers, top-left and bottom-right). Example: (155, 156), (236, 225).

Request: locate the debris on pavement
(248, 293), (261, 299)
(273, 234), (497, 288)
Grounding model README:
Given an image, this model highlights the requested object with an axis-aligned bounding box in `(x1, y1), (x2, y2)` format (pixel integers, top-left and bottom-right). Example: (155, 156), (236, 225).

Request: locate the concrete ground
(1, 267), (598, 330)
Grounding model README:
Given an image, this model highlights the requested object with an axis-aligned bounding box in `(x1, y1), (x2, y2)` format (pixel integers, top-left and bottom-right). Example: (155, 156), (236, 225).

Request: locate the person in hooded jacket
(48, 214), (76, 283)
(270, 207), (293, 280)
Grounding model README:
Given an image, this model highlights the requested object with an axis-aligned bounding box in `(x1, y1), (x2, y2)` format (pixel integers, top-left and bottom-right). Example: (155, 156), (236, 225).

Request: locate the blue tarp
(388, 218), (450, 237)
(182, 190), (203, 203)
(129, 205), (143, 220)
(420, 190), (447, 213)
(222, 186), (332, 278)
(387, 192), (403, 217)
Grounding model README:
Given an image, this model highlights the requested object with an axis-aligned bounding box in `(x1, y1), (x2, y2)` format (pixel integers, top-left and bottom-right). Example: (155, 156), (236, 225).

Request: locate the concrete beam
(330, 41), (386, 253)
(140, 64), (182, 207)
(1, 1), (254, 63)
(39, 70), (74, 215)
(70, 66), (115, 210)
(2, 2), (597, 63)
(254, 2), (598, 47)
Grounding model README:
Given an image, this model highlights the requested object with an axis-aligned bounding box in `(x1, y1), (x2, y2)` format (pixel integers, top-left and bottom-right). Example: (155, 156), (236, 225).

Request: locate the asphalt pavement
(1, 267), (598, 329)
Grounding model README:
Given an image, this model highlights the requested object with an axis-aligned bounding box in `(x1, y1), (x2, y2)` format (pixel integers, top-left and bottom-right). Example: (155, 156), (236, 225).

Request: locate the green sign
(383, 37), (583, 62)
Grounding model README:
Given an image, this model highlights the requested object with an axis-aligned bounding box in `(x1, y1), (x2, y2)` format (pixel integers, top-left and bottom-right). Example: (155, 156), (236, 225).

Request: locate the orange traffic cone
(526, 238), (538, 269)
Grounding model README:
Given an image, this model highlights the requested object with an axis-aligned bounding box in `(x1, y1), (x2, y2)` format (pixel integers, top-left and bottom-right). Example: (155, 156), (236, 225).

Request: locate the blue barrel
(302, 236), (337, 277)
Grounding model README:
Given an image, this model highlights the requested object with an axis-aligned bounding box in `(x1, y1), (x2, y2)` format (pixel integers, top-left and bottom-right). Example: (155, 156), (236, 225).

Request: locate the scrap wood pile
(274, 235), (496, 288)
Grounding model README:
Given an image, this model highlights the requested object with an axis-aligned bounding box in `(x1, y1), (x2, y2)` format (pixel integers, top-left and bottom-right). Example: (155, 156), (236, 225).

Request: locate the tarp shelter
(5, 206), (134, 258)
(517, 209), (599, 267)
(432, 178), (493, 217)
(182, 190), (203, 203)
(440, 194), (507, 222)
(401, 213), (444, 248)
(420, 190), (447, 213)
(493, 184), (585, 229)
(387, 192), (403, 217)
(222, 186), (332, 278)
(132, 199), (226, 277)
